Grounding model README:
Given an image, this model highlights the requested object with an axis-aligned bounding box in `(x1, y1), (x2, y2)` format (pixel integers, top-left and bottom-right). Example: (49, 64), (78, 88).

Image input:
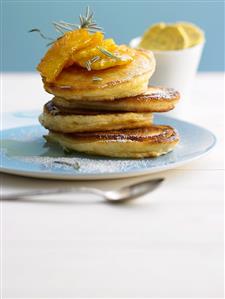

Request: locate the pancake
(53, 86), (180, 112)
(43, 49), (156, 101)
(45, 125), (179, 158)
(39, 101), (154, 133)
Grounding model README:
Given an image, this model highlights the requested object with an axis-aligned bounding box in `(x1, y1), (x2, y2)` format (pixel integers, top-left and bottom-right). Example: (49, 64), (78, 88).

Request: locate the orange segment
(65, 31), (104, 69)
(73, 40), (134, 70)
(72, 38), (116, 68)
(90, 45), (134, 70)
(37, 29), (134, 80)
(69, 34), (108, 66)
(37, 29), (102, 82)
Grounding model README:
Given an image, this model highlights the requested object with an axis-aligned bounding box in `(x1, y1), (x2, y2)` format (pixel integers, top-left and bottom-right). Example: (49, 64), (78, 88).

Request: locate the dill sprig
(28, 29), (55, 42)
(97, 46), (120, 60)
(29, 6), (103, 47)
(78, 6), (103, 32)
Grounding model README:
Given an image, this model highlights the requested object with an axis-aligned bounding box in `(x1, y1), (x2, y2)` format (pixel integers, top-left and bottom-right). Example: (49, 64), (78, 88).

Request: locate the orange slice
(37, 29), (102, 82)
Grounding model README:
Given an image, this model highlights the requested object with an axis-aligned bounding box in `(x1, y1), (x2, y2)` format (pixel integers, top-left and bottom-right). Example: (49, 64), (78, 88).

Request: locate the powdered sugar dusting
(13, 154), (155, 174)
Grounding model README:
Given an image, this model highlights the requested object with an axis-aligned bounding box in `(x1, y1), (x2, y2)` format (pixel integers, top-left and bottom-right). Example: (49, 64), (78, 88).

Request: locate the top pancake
(53, 86), (180, 112)
(43, 49), (156, 101)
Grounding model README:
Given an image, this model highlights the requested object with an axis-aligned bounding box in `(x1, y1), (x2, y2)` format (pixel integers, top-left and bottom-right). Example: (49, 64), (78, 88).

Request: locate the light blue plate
(0, 115), (216, 180)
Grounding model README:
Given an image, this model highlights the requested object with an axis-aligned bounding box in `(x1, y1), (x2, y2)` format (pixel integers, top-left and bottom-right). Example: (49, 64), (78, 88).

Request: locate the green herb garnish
(97, 46), (120, 60)
(84, 55), (100, 71)
(78, 6), (104, 32)
(29, 6), (103, 47)
(28, 28), (54, 42)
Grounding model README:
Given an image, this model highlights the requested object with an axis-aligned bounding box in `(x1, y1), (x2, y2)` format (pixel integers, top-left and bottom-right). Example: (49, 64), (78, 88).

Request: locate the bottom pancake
(45, 125), (179, 158)
(39, 101), (153, 133)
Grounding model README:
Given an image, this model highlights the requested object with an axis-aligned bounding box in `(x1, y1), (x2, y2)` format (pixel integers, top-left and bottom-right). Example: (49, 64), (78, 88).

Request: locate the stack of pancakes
(39, 49), (180, 158)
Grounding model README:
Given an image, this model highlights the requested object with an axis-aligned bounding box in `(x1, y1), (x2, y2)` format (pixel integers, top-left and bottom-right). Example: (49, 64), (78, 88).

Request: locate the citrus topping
(65, 31), (105, 69)
(71, 38), (116, 67)
(37, 29), (94, 82)
(140, 22), (204, 51)
(37, 28), (133, 82)
(90, 45), (134, 70)
(73, 40), (134, 70)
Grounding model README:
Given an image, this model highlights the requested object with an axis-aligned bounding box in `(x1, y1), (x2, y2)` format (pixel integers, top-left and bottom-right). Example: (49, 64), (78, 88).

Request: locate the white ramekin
(130, 37), (205, 117)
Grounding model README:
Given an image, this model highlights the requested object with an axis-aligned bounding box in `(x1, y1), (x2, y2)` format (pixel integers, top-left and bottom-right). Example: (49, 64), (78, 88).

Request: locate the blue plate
(0, 115), (216, 180)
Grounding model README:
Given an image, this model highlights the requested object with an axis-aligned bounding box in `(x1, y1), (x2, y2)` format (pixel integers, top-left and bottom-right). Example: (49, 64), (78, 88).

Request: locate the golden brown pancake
(53, 86), (180, 112)
(39, 101), (153, 133)
(45, 125), (179, 158)
(43, 49), (156, 101)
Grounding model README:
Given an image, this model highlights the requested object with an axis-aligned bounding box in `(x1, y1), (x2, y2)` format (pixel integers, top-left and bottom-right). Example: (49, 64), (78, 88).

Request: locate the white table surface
(1, 72), (224, 298)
